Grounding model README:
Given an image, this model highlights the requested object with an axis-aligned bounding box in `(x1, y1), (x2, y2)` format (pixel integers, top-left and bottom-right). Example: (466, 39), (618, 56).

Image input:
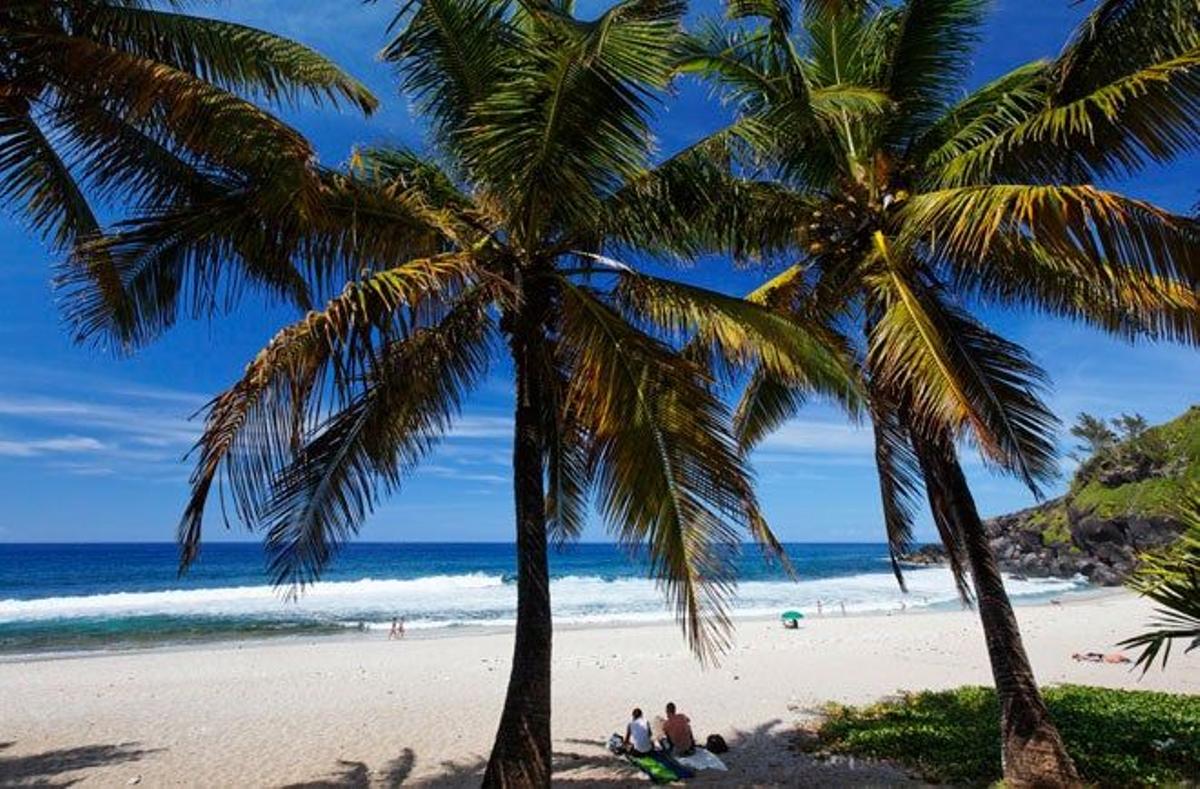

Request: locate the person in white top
(623, 707), (654, 755)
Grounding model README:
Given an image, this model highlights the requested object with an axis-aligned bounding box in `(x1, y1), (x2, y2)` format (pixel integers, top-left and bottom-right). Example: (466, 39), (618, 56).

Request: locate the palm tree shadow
(283, 722), (920, 787)
(280, 748), (415, 789)
(0, 742), (162, 788)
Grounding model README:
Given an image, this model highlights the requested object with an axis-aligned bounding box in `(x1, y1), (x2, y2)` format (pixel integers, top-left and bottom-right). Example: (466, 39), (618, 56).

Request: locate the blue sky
(0, 0), (1196, 544)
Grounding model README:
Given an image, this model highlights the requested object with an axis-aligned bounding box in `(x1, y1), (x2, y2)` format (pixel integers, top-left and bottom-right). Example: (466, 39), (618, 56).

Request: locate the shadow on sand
(282, 719), (918, 787)
(0, 742), (162, 788)
(281, 749), (416, 789)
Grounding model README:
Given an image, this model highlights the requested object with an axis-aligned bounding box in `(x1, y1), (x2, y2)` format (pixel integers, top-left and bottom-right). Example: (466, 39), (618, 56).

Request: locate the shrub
(813, 685), (1200, 787)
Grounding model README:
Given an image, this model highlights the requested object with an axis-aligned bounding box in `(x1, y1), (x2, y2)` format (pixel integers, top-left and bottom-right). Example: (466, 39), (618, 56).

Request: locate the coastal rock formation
(902, 405), (1200, 586)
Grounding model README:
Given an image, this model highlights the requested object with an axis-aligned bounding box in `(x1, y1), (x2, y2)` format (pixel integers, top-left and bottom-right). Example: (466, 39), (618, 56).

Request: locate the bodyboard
(675, 747), (727, 772)
(625, 751), (694, 783)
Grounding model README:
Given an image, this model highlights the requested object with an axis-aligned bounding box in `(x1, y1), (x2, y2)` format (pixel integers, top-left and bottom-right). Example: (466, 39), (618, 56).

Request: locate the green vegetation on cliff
(975, 406), (1200, 585)
(1068, 406), (1200, 520)
(1015, 406), (1200, 542)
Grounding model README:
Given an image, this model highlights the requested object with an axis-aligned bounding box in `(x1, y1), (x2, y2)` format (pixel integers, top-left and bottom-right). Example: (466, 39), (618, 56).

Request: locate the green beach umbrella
(780, 610), (804, 621)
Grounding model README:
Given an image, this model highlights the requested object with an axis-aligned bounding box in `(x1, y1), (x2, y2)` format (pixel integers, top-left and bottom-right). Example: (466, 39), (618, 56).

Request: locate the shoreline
(0, 581), (1121, 664)
(4, 588), (1191, 786)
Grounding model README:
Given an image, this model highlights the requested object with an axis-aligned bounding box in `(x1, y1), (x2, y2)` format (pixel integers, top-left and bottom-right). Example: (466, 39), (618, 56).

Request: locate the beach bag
(705, 734), (728, 754)
(607, 733), (624, 754)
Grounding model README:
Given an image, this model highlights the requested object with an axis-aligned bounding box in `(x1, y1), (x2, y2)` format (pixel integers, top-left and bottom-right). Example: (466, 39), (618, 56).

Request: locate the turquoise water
(0, 542), (1086, 653)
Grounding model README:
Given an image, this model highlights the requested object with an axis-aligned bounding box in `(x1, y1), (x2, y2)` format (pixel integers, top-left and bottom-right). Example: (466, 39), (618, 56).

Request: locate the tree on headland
(685, 0), (1200, 784)
(68, 0), (858, 783)
(1070, 413), (1118, 461)
(0, 0), (377, 346)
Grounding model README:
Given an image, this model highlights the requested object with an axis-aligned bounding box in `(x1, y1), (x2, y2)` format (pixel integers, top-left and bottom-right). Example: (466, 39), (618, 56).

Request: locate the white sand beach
(2, 590), (1196, 787)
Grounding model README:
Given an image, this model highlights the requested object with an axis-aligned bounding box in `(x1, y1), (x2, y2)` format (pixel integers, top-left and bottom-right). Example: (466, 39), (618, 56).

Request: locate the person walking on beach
(388, 617), (401, 640)
(397, 617), (406, 639)
(662, 702), (696, 755)
(623, 708), (653, 756)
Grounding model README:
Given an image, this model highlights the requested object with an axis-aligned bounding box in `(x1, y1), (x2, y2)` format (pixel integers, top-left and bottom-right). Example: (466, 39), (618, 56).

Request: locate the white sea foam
(0, 568), (1087, 628)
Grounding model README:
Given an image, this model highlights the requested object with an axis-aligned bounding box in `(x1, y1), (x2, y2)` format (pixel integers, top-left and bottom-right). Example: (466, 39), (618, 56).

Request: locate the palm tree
(0, 0), (377, 344)
(683, 0), (1200, 784)
(68, 0), (857, 784)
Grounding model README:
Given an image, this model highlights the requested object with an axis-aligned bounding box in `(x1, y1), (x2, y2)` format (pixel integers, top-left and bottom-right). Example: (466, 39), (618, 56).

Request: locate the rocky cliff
(908, 405), (1200, 585)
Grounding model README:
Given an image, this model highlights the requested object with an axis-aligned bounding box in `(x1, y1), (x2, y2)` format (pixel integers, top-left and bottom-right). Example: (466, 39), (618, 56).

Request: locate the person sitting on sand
(661, 702), (695, 755)
(623, 708), (654, 756)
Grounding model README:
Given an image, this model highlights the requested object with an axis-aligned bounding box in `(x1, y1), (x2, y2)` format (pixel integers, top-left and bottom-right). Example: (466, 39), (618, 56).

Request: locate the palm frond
(178, 254), (480, 570)
(380, 0), (513, 140)
(558, 279), (755, 661)
(941, 232), (1200, 346)
(87, 5), (378, 113)
(612, 270), (863, 408)
(542, 337), (593, 545)
(463, 0), (683, 241)
(1053, 0), (1198, 105)
(67, 169), (470, 347)
(879, 0), (986, 142)
(910, 60), (1049, 171)
(908, 428), (974, 600)
(0, 110), (131, 339)
(263, 296), (494, 590)
(900, 185), (1200, 288)
(867, 382), (923, 590)
(867, 235), (1058, 492)
(932, 50), (1200, 185)
(1120, 489), (1200, 672)
(733, 366), (810, 452)
(46, 32), (317, 178)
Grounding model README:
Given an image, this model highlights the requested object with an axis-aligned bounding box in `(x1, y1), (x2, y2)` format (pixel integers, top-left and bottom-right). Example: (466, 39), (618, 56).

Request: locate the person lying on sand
(661, 702), (696, 756)
(623, 707), (654, 756)
(1072, 652), (1131, 663)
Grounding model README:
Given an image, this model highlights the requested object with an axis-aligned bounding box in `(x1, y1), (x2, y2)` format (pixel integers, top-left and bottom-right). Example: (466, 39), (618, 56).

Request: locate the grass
(1026, 506), (1072, 546)
(811, 685), (1200, 787)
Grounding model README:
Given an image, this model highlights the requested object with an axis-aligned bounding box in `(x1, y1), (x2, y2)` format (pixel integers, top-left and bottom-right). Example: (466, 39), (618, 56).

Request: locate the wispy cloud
(755, 420), (874, 456)
(0, 435), (106, 457)
(0, 396), (198, 449)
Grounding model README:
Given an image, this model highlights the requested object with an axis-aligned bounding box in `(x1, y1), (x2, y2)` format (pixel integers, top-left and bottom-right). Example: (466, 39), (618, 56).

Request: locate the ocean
(0, 542), (1087, 654)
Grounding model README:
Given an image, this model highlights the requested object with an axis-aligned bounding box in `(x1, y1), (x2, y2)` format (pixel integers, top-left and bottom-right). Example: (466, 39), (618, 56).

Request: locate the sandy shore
(2, 590), (1196, 787)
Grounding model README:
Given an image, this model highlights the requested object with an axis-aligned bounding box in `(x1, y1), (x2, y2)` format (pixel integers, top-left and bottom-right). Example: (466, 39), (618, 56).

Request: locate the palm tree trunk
(916, 439), (1080, 788)
(482, 320), (553, 788)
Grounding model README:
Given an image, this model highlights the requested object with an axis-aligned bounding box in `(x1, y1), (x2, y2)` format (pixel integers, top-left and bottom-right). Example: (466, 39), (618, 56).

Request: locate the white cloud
(445, 415), (513, 440)
(0, 396), (198, 448)
(754, 420), (874, 455)
(0, 435), (106, 457)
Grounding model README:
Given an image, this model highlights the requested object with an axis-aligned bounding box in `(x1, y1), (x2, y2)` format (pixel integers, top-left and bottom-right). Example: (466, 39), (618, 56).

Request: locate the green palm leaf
(263, 297), (494, 590)
(1120, 490), (1200, 672)
(559, 279), (755, 661)
(867, 236), (1058, 492)
(178, 254), (481, 570)
(866, 383), (924, 589)
(86, 5), (378, 113)
(899, 185), (1200, 287)
(612, 269), (862, 406)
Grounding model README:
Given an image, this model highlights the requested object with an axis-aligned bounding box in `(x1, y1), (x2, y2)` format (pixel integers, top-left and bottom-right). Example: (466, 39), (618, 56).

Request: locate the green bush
(814, 685), (1200, 787)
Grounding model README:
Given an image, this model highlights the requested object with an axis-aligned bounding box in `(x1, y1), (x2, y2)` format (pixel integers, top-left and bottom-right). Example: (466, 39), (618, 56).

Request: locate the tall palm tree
(683, 0), (1200, 784)
(0, 0), (377, 344)
(69, 0), (858, 784)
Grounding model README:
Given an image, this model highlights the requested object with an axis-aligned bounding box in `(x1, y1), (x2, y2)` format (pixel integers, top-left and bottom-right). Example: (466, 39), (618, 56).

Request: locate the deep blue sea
(0, 542), (1085, 653)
